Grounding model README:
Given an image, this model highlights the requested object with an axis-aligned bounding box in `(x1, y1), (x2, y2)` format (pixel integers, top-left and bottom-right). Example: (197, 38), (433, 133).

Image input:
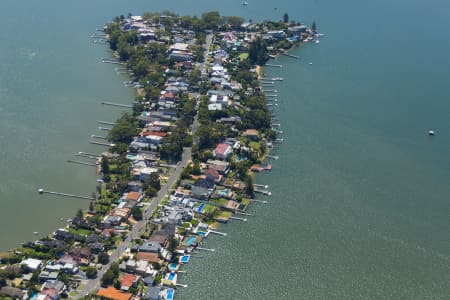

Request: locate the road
(74, 34), (213, 299)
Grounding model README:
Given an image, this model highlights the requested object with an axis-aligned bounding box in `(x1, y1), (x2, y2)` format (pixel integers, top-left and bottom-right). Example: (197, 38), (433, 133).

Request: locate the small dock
(101, 101), (133, 108)
(272, 123), (281, 127)
(254, 188), (272, 196)
(176, 283), (188, 288)
(196, 247), (215, 252)
(91, 135), (108, 140)
(265, 63), (283, 68)
(281, 52), (299, 59)
(266, 155), (279, 160)
(98, 127), (111, 131)
(98, 121), (116, 126)
(234, 211), (253, 216)
(273, 138), (284, 143)
(263, 90), (278, 93)
(38, 189), (95, 200)
(254, 184), (269, 189)
(207, 230), (227, 236)
(101, 59), (123, 65)
(74, 154), (97, 160)
(250, 199), (268, 204)
(230, 216), (247, 222)
(89, 141), (115, 147)
(78, 151), (98, 157)
(67, 160), (96, 166)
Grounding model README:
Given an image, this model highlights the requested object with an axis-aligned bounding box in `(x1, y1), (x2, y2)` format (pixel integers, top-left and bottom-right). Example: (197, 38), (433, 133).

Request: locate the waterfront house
(136, 252), (162, 264)
(102, 215), (122, 228)
(213, 143), (233, 160)
(97, 286), (132, 300)
(243, 129), (260, 141)
(206, 159), (231, 174)
(21, 258), (42, 270)
(139, 242), (161, 253)
(53, 229), (75, 242)
(144, 286), (161, 300)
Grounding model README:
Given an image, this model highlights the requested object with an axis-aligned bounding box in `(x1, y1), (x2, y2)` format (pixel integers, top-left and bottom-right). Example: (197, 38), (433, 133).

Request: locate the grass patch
(218, 211), (232, 218)
(249, 141), (261, 151)
(68, 227), (93, 236)
(238, 53), (249, 60)
(211, 198), (228, 207)
(241, 198), (251, 205)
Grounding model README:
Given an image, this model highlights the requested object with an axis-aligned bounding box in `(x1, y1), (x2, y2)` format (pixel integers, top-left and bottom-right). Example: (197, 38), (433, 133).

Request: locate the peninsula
(0, 11), (320, 300)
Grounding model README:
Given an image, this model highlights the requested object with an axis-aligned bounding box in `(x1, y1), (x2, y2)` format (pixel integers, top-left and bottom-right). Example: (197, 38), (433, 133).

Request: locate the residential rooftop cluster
(0, 11), (318, 300)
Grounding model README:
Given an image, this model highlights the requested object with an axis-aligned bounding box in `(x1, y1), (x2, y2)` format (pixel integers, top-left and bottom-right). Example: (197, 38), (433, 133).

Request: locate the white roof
(141, 167), (159, 175)
(170, 43), (189, 51)
(22, 258), (42, 270)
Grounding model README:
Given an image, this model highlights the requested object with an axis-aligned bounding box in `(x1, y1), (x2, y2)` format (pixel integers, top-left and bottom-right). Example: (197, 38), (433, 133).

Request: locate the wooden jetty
(98, 127), (111, 131)
(254, 184), (269, 189)
(89, 141), (115, 147)
(75, 154), (97, 160)
(67, 160), (96, 166)
(98, 121), (116, 126)
(249, 199), (268, 204)
(266, 155), (279, 160)
(91, 135), (108, 140)
(38, 189), (95, 200)
(78, 151), (98, 157)
(101, 101), (133, 108)
(196, 247), (216, 252)
(230, 216), (247, 222)
(101, 59), (123, 65)
(265, 63), (283, 68)
(281, 52), (299, 59)
(254, 188), (272, 196)
(208, 230), (227, 236)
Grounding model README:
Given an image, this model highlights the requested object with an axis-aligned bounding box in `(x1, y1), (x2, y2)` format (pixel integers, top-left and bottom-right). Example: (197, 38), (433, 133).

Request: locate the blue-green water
(1, 0), (450, 298)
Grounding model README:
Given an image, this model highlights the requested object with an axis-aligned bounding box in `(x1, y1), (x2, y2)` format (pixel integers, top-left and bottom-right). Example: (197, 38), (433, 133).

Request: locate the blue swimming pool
(180, 255), (190, 263)
(217, 189), (229, 195)
(167, 272), (175, 281)
(168, 263), (177, 271)
(166, 288), (174, 300)
(197, 231), (207, 236)
(197, 203), (205, 213)
(186, 235), (196, 245)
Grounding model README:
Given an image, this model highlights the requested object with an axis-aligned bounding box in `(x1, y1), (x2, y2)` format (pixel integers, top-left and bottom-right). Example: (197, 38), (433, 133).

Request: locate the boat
(428, 130), (435, 136)
(243, 1), (249, 5)
(33, 232), (39, 235)
(309, 62), (313, 65)
(314, 40), (320, 44)
(271, 77), (284, 81)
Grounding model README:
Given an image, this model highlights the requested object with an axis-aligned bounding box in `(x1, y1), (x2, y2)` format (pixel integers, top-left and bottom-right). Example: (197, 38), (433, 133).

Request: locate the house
(41, 280), (65, 295)
(139, 241), (161, 253)
(21, 258), (42, 270)
(243, 129), (259, 141)
(288, 25), (307, 34)
(144, 286), (161, 300)
(136, 252), (162, 264)
(39, 271), (59, 282)
(0, 286), (25, 299)
(69, 247), (91, 259)
(208, 103), (223, 111)
(120, 274), (139, 291)
(148, 231), (169, 247)
(139, 167), (159, 182)
(70, 216), (93, 230)
(97, 286), (132, 300)
(128, 181), (143, 192)
(126, 191), (143, 202)
(102, 215), (122, 228)
(191, 186), (212, 200)
(53, 229), (75, 242)
(121, 259), (154, 276)
(206, 159), (231, 174)
(204, 167), (222, 183)
(213, 143), (233, 160)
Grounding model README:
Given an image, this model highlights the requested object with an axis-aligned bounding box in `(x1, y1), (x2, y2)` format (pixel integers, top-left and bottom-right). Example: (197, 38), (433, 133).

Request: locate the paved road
(75, 34), (213, 299)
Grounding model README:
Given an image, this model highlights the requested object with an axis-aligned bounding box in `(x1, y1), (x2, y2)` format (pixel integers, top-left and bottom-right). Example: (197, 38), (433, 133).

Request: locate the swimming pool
(168, 263), (177, 271)
(166, 288), (174, 300)
(217, 189), (229, 196)
(186, 235), (196, 246)
(197, 203), (205, 213)
(167, 272), (176, 281)
(197, 231), (207, 236)
(179, 255), (190, 263)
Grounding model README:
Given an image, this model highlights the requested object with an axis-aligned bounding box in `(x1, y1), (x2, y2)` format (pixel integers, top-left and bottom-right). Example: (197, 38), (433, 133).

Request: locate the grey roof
(139, 241), (161, 253)
(143, 276), (154, 286)
(145, 286), (161, 300)
(42, 280), (65, 293)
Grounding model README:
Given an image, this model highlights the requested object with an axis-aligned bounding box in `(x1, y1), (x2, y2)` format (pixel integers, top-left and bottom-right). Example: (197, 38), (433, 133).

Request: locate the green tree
(85, 267), (98, 279)
(248, 37), (268, 65)
(131, 207), (143, 221)
(244, 175), (255, 197)
(101, 156), (110, 175)
(98, 252), (109, 265)
(76, 208), (83, 218)
(108, 112), (139, 144)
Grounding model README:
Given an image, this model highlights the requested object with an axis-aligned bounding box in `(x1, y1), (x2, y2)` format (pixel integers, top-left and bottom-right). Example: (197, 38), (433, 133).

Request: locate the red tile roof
(143, 131), (168, 137)
(126, 192), (142, 201)
(214, 143), (231, 156)
(97, 287), (132, 300)
(121, 274), (137, 288)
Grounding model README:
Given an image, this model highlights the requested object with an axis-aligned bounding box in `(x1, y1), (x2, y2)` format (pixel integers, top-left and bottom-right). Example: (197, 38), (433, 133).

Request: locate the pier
(273, 138), (284, 143)
(196, 247), (216, 252)
(253, 184), (269, 189)
(254, 188), (272, 196)
(230, 216), (247, 222)
(266, 155), (279, 160)
(98, 127), (111, 131)
(263, 90), (278, 93)
(38, 189), (95, 200)
(74, 154), (98, 160)
(234, 211), (253, 216)
(265, 63), (283, 68)
(101, 101), (133, 108)
(89, 141), (115, 147)
(98, 121), (116, 126)
(176, 283), (188, 288)
(91, 135), (108, 140)
(78, 151), (98, 157)
(249, 199), (268, 204)
(207, 230), (227, 236)
(281, 52), (299, 59)
(272, 123), (281, 127)
(67, 160), (96, 166)
(101, 59), (123, 65)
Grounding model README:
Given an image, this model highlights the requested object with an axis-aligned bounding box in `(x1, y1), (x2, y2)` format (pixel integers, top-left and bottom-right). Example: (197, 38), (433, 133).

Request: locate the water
(1, 0), (450, 298)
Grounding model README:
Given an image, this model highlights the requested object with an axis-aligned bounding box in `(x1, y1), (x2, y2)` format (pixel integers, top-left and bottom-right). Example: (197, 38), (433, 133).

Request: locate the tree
(244, 175), (255, 197)
(131, 207), (143, 221)
(98, 252), (109, 265)
(101, 156), (110, 175)
(283, 13), (289, 23)
(85, 267), (97, 279)
(101, 270), (115, 287)
(108, 113), (138, 144)
(248, 37), (268, 65)
(76, 208), (83, 218)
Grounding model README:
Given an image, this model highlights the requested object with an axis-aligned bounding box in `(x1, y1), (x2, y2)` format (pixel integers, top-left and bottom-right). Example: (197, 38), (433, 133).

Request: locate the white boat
(271, 77), (284, 81)
(243, 1), (249, 5)
(428, 130), (435, 136)
(314, 40), (320, 44)
(33, 231), (39, 235)
(309, 62), (313, 65)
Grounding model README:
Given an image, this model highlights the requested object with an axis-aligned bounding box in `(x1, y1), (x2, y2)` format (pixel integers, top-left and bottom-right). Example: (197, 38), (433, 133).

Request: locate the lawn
(211, 198), (228, 207)
(238, 53), (249, 60)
